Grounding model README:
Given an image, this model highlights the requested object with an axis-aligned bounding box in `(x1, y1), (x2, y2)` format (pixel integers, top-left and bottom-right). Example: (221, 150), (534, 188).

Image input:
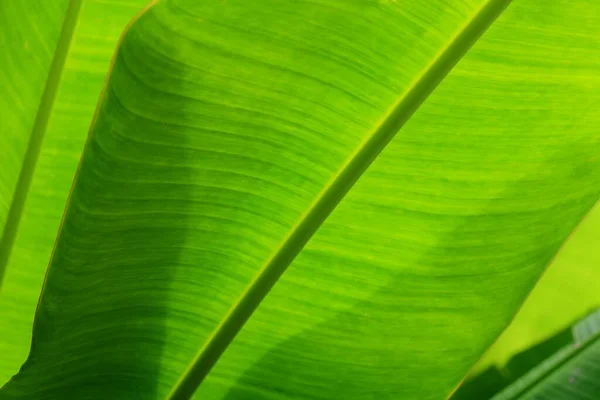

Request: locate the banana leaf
(492, 309), (600, 399)
(469, 203), (600, 379)
(1, 1), (599, 399)
(0, 0), (151, 383)
(452, 320), (573, 399)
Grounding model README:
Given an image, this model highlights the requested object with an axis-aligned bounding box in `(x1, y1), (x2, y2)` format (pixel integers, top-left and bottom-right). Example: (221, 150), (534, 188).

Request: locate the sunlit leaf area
(1, 1), (599, 399)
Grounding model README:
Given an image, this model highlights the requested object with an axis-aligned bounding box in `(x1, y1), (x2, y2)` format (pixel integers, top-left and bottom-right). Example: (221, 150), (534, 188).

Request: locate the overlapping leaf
(493, 309), (600, 399)
(0, 0), (150, 384)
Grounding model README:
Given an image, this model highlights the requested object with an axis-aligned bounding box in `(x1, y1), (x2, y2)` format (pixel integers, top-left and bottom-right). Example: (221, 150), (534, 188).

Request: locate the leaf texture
(472, 203), (600, 376)
(0, 1), (599, 400)
(200, 2), (600, 399)
(0, 0), (150, 384)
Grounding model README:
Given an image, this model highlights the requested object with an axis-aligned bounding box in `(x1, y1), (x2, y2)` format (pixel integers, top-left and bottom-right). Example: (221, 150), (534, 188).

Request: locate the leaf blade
(2, 0), (513, 397)
(0, 0), (150, 385)
(167, 1), (512, 398)
(194, 1), (600, 399)
(471, 204), (600, 379)
(1, 1), (600, 400)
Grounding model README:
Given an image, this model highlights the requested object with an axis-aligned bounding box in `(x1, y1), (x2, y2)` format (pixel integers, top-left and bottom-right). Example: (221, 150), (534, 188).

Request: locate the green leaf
(451, 320), (574, 399)
(0, 0), (150, 384)
(492, 309), (600, 399)
(467, 204), (600, 380)
(1, 1), (600, 400)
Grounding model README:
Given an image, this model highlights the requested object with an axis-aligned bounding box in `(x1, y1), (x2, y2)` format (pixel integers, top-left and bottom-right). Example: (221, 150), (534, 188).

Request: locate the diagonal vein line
(0, 0), (84, 290)
(166, 0), (514, 398)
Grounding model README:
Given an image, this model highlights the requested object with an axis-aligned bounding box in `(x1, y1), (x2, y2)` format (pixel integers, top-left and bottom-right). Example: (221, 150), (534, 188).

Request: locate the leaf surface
(473, 203), (600, 374)
(0, 1), (599, 400)
(0, 0), (150, 384)
(201, 2), (600, 399)
(492, 309), (600, 400)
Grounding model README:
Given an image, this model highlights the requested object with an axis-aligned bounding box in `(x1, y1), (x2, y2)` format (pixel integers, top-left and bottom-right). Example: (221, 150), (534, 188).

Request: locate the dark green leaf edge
(491, 309), (600, 400)
(452, 309), (600, 400)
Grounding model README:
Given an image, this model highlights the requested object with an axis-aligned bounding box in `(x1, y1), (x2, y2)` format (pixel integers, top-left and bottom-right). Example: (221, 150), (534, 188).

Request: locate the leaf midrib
(166, 0), (514, 398)
(0, 0), (84, 290)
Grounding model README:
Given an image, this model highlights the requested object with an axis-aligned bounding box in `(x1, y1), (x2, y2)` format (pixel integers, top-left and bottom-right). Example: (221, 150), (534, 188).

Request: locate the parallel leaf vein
(167, 0), (514, 398)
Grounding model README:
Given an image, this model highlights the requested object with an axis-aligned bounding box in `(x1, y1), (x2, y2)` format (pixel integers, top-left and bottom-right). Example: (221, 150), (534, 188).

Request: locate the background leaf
(0, 0), (149, 384)
(492, 309), (600, 399)
(0, 1), (67, 234)
(452, 322), (573, 399)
